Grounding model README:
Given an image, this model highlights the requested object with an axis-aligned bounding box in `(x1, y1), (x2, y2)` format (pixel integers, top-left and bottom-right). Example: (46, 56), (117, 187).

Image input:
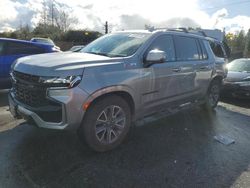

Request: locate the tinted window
(6, 42), (45, 55)
(174, 36), (199, 61)
(147, 35), (175, 61)
(209, 41), (225, 58)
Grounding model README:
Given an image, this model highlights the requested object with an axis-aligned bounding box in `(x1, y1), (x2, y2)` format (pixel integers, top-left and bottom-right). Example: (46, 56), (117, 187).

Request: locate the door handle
(199, 65), (210, 70)
(172, 67), (181, 72)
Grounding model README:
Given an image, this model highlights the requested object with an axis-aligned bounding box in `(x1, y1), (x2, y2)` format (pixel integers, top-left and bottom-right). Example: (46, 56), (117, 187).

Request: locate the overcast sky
(1, 0), (250, 33)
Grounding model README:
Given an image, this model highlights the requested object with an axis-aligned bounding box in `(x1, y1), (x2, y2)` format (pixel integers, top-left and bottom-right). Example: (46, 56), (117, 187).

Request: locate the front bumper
(9, 87), (89, 130)
(222, 82), (250, 99)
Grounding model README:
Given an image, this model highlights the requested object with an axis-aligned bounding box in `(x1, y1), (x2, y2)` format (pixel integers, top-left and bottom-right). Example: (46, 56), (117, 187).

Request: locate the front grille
(12, 71), (52, 107)
(13, 71), (40, 83)
(11, 71), (63, 123)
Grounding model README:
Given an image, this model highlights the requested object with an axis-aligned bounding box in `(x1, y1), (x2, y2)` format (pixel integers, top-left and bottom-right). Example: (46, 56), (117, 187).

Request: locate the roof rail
(187, 29), (207, 37)
(147, 27), (222, 40)
(152, 27), (189, 33)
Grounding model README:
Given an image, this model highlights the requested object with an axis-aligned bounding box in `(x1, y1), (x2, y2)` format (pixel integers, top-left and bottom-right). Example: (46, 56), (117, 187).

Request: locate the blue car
(0, 38), (60, 89)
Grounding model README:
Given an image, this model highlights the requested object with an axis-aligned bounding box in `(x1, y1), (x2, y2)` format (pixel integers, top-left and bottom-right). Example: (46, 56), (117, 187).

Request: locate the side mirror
(144, 49), (166, 67)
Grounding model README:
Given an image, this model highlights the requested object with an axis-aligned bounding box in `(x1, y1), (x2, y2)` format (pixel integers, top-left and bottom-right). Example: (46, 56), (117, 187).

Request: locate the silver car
(9, 29), (227, 151)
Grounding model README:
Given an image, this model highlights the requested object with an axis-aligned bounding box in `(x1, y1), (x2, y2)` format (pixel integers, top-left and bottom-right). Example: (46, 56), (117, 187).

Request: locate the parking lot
(0, 89), (250, 188)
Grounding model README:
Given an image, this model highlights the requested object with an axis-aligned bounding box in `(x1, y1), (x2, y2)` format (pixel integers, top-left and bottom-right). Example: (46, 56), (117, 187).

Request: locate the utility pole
(104, 21), (108, 34)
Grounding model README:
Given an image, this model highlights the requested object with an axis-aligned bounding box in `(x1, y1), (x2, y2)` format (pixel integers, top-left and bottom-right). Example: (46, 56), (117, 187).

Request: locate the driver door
(141, 35), (186, 115)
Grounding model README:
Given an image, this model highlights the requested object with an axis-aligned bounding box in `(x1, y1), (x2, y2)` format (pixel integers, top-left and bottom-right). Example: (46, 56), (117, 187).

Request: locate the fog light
(48, 89), (72, 103)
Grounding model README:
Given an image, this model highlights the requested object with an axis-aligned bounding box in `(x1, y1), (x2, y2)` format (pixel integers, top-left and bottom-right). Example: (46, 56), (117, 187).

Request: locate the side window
(199, 40), (208, 59)
(209, 41), (225, 58)
(6, 42), (45, 55)
(147, 35), (175, 62)
(174, 36), (200, 61)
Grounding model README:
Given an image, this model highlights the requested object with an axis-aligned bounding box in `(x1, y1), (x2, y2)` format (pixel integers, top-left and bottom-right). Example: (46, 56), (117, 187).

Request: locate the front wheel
(78, 95), (131, 152)
(202, 79), (221, 110)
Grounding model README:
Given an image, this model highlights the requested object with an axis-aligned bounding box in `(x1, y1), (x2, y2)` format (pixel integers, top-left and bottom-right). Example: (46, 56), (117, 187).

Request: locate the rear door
(194, 39), (213, 96)
(172, 35), (201, 100)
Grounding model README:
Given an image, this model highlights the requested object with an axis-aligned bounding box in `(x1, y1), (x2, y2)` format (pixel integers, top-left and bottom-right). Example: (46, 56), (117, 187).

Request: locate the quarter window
(209, 41), (225, 58)
(174, 36), (200, 61)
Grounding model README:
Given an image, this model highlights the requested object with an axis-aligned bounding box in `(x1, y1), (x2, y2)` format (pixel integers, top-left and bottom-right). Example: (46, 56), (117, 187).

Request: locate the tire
(202, 79), (221, 110)
(78, 95), (131, 152)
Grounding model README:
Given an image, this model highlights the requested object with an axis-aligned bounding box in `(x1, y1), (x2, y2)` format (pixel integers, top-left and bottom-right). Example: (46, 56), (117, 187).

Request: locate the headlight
(39, 75), (82, 88)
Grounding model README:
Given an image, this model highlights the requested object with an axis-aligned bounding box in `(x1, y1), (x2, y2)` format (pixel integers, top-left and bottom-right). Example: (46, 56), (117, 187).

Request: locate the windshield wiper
(109, 54), (127, 57)
(86, 52), (109, 57)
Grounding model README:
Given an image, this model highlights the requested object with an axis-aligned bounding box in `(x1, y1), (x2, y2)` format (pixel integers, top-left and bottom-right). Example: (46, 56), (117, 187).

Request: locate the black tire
(202, 79), (221, 110)
(78, 95), (131, 152)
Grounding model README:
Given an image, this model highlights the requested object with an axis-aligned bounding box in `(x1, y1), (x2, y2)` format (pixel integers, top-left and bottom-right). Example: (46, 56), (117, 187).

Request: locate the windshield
(81, 33), (151, 57)
(228, 59), (250, 72)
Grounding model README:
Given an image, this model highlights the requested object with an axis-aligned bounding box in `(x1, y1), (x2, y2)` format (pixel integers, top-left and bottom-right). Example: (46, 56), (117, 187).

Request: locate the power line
(200, 0), (250, 11)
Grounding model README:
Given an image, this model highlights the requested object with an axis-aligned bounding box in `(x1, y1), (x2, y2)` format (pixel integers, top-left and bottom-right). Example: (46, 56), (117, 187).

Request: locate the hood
(14, 52), (124, 77)
(225, 71), (250, 82)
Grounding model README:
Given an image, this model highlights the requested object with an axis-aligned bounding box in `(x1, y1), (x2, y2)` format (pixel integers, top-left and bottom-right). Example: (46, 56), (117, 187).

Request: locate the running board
(135, 100), (202, 127)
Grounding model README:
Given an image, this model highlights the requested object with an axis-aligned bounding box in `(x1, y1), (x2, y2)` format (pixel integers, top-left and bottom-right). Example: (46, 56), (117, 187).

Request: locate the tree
(37, 0), (78, 33)
(62, 30), (102, 44)
(235, 30), (245, 52)
(12, 23), (32, 40)
(244, 29), (250, 57)
(55, 10), (78, 32)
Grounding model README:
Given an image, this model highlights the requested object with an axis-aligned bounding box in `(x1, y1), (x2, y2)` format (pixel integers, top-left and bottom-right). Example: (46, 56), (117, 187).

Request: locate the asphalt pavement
(0, 89), (250, 188)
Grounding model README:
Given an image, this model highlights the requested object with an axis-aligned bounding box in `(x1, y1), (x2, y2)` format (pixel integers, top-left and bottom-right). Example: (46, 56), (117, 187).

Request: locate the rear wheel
(78, 95), (131, 152)
(202, 79), (221, 110)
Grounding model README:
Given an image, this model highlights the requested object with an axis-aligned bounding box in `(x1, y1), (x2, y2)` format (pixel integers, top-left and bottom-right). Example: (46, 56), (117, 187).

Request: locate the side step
(135, 100), (202, 127)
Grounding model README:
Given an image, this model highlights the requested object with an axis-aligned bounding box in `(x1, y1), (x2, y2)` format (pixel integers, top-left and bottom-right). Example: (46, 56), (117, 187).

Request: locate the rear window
(6, 42), (46, 55)
(174, 36), (200, 61)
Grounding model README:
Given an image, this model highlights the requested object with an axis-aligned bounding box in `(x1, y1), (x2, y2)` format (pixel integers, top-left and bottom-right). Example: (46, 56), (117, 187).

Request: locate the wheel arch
(83, 87), (136, 121)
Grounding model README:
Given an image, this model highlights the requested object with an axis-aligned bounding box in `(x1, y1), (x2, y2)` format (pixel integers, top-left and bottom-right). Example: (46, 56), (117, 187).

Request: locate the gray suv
(9, 29), (227, 151)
